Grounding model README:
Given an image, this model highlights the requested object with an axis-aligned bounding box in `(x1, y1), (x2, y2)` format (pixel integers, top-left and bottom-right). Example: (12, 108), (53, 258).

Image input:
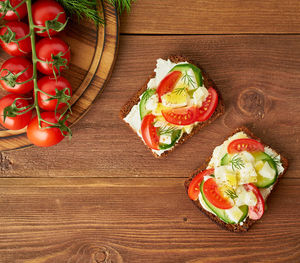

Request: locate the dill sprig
(270, 156), (280, 166)
(181, 71), (196, 89)
(142, 88), (155, 101)
(157, 126), (179, 136)
(107, 0), (135, 13)
(225, 189), (238, 200)
(229, 155), (245, 171)
(56, 0), (104, 25)
(173, 87), (186, 95)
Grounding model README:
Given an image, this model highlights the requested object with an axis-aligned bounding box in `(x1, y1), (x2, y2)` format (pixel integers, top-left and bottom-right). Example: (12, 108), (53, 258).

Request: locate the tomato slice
(243, 183), (264, 220)
(228, 138), (264, 154)
(141, 114), (159, 150)
(196, 87), (218, 122)
(188, 169), (214, 201)
(156, 71), (182, 101)
(203, 178), (233, 209)
(161, 106), (198, 126)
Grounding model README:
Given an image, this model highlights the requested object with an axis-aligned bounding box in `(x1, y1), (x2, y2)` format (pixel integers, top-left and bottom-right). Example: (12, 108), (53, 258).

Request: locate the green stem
(25, 0), (46, 128)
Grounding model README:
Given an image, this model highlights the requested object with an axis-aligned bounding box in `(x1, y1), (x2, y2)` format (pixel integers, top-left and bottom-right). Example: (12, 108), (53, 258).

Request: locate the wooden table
(1, 1), (300, 262)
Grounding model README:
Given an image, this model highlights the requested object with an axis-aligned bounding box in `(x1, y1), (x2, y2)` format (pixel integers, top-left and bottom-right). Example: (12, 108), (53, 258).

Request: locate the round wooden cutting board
(0, 1), (119, 151)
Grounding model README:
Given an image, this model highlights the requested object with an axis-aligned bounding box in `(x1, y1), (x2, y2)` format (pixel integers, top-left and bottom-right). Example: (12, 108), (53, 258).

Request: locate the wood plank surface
(120, 0), (300, 34)
(0, 35), (299, 178)
(0, 177), (299, 263)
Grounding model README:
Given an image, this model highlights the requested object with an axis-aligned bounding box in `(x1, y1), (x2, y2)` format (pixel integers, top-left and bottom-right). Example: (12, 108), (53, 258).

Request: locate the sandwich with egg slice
(120, 55), (225, 157)
(185, 127), (288, 232)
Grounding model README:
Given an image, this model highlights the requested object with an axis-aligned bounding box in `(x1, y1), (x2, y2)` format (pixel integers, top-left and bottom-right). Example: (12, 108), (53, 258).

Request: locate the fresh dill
(157, 126), (179, 136)
(173, 87), (186, 95)
(269, 156), (280, 166)
(225, 189), (238, 200)
(107, 0), (135, 13)
(56, 0), (104, 25)
(181, 71), (196, 89)
(229, 155), (245, 171)
(55, 0), (135, 25)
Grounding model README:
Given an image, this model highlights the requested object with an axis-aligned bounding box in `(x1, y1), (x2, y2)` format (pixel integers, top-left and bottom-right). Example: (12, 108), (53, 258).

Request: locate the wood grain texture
(120, 0), (300, 34)
(0, 0), (119, 151)
(1, 35), (299, 178)
(0, 178), (299, 263)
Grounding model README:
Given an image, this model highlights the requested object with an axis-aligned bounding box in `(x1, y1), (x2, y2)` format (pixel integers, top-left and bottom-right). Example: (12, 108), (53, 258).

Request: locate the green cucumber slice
(169, 63), (203, 87)
(220, 153), (230, 166)
(139, 89), (156, 120)
(252, 152), (278, 188)
(159, 129), (182, 150)
(200, 180), (248, 224)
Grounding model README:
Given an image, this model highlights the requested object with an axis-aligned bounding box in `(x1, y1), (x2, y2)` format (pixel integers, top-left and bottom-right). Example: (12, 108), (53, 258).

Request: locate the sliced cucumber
(220, 152), (278, 188)
(139, 89), (156, 120)
(220, 153), (231, 166)
(200, 180), (248, 224)
(169, 63), (203, 87)
(159, 129), (182, 150)
(252, 152), (278, 188)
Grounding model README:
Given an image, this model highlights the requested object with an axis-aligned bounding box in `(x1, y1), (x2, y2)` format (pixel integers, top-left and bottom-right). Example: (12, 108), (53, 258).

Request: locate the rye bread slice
(184, 127), (289, 232)
(120, 55), (225, 158)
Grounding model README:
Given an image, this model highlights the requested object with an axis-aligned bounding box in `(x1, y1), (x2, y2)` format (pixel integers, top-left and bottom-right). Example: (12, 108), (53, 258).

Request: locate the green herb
(107, 0), (135, 13)
(225, 189), (238, 200)
(229, 155), (245, 171)
(181, 71), (196, 89)
(55, 0), (135, 25)
(56, 0), (104, 25)
(173, 87), (186, 95)
(157, 126), (180, 136)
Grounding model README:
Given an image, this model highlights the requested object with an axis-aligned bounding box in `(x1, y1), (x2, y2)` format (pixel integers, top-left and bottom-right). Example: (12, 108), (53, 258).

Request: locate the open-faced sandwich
(185, 127), (288, 232)
(120, 55), (225, 157)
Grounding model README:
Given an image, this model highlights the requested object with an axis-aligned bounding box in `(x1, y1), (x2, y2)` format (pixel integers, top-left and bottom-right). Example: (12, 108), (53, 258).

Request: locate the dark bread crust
(120, 55), (225, 158)
(184, 127), (289, 232)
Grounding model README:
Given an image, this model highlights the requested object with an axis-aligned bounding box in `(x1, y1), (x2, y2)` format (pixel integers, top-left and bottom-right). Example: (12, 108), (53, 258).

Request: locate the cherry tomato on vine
(0, 57), (33, 94)
(37, 76), (72, 111)
(32, 0), (67, 37)
(0, 21), (31, 56)
(36, 37), (70, 76)
(27, 111), (69, 147)
(0, 0), (27, 21)
(0, 94), (32, 130)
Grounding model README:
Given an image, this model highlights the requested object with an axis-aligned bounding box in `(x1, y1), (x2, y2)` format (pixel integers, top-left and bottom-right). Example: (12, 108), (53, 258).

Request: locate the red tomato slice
(243, 183), (264, 220)
(228, 138), (264, 154)
(161, 106), (198, 126)
(141, 114), (159, 150)
(197, 87), (218, 122)
(156, 71), (182, 101)
(203, 178), (233, 209)
(188, 169), (214, 201)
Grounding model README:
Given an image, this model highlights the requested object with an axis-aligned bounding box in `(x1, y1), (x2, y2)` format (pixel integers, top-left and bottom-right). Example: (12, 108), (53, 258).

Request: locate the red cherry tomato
(0, 57), (33, 94)
(37, 76), (72, 111)
(0, 94), (32, 130)
(27, 111), (68, 147)
(228, 138), (264, 154)
(141, 114), (159, 150)
(203, 178), (233, 209)
(36, 37), (70, 76)
(0, 21), (31, 56)
(0, 0), (27, 21)
(156, 71), (182, 101)
(244, 183), (265, 220)
(32, 0), (67, 37)
(197, 87), (218, 122)
(188, 169), (214, 201)
(162, 106), (198, 126)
